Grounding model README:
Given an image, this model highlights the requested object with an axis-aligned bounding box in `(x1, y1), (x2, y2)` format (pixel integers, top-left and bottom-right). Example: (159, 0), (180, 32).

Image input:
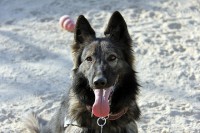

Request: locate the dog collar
(86, 106), (128, 120)
(107, 107), (129, 120)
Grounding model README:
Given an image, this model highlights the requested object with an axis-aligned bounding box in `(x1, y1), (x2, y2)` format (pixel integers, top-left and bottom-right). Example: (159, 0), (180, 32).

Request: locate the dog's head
(71, 11), (139, 118)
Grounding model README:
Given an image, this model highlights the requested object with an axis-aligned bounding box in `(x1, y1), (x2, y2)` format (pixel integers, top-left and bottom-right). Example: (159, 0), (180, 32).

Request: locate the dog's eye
(86, 56), (92, 62)
(108, 55), (117, 61)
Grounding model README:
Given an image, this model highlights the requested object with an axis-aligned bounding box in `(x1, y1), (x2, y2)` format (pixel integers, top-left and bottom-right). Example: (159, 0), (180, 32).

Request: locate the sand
(0, 0), (199, 132)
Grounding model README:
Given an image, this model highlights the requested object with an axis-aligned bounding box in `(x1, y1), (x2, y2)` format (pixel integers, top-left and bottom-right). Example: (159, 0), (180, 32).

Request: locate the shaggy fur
(25, 11), (140, 133)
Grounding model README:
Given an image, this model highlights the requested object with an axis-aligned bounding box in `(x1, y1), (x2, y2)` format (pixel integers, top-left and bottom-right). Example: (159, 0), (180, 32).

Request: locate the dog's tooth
(109, 100), (111, 105)
(91, 113), (94, 118)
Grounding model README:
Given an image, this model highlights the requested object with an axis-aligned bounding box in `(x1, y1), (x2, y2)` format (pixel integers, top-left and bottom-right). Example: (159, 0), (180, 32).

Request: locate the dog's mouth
(92, 87), (114, 118)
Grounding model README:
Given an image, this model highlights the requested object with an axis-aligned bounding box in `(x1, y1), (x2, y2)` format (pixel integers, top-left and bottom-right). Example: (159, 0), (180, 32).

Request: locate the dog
(25, 11), (140, 133)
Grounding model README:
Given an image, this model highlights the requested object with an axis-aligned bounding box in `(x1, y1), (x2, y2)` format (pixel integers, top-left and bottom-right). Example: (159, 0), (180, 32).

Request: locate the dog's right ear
(72, 15), (95, 72)
(74, 15), (96, 44)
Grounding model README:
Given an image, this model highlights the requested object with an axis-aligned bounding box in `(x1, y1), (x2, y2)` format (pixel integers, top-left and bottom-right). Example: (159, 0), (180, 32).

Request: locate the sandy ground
(0, 0), (200, 132)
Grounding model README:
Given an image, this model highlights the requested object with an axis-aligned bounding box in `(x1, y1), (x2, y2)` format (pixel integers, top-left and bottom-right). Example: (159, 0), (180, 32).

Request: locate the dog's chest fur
(63, 90), (138, 133)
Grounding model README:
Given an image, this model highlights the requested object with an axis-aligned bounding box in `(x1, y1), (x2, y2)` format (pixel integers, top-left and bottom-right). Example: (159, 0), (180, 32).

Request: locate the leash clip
(97, 117), (106, 133)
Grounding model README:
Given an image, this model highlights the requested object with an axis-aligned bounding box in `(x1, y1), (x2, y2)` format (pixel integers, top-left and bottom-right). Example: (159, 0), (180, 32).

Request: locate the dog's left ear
(104, 11), (131, 44)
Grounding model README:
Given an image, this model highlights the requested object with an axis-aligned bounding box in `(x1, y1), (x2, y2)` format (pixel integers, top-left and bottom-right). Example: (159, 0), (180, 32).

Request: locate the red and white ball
(59, 15), (75, 32)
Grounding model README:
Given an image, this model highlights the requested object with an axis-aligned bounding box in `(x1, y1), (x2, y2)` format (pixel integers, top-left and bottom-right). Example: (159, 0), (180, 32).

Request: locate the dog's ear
(74, 15), (95, 43)
(105, 11), (134, 68)
(104, 11), (131, 44)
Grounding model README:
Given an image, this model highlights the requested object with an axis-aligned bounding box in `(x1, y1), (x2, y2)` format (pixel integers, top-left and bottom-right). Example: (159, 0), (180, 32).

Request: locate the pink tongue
(92, 88), (111, 117)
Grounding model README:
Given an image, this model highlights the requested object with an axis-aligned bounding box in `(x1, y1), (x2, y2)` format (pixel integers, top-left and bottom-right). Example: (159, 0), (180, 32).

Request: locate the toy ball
(59, 15), (75, 32)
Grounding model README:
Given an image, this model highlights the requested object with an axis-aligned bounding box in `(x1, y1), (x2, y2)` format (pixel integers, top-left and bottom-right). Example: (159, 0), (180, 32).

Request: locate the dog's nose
(93, 77), (107, 88)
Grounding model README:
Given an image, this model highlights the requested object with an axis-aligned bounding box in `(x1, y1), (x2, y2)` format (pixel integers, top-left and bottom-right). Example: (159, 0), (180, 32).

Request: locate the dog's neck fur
(67, 89), (137, 132)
